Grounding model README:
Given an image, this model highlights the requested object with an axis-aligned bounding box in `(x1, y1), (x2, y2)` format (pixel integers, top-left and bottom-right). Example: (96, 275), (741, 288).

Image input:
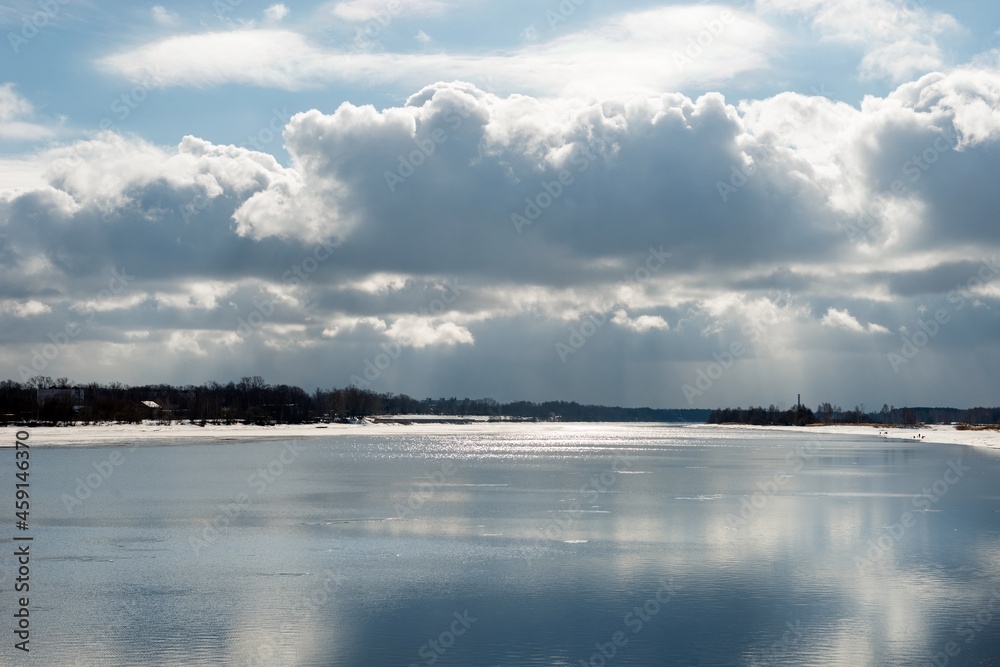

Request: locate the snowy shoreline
(1, 420), (998, 450)
(0, 420), (578, 447)
(693, 423), (1000, 451)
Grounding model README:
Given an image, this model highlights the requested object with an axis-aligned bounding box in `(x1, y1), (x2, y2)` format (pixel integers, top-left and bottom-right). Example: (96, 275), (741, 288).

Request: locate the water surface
(4, 424), (1000, 666)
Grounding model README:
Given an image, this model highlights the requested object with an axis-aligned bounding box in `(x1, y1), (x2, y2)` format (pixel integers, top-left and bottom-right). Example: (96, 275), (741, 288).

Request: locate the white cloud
(821, 308), (865, 332)
(74, 293), (147, 314)
(0, 83), (56, 141)
(322, 316), (387, 338)
(37, 133), (291, 215)
(0, 159), (47, 191)
(612, 310), (670, 333)
(415, 30), (431, 44)
(0, 83), (32, 121)
(4, 69), (1000, 405)
(821, 308), (890, 335)
(98, 30), (325, 91)
(758, 0), (960, 81)
(385, 317), (474, 348)
(0, 299), (51, 317)
(264, 4), (290, 23)
(97, 6), (777, 96)
(151, 5), (179, 27)
(166, 331), (208, 357)
(344, 273), (411, 294)
(153, 282), (237, 311)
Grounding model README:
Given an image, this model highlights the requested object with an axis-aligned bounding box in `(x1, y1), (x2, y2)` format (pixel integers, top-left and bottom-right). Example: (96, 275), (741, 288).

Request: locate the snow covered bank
(0, 419), (563, 447)
(691, 423), (1000, 451)
(2, 420), (998, 450)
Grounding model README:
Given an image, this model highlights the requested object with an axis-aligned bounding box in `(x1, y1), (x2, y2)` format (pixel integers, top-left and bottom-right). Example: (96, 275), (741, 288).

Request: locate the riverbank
(696, 423), (1000, 450)
(0, 419), (565, 447)
(3, 420), (999, 450)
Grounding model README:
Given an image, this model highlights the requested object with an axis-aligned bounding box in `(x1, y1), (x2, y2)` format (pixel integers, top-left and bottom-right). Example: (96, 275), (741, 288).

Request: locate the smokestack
(797, 393), (801, 409)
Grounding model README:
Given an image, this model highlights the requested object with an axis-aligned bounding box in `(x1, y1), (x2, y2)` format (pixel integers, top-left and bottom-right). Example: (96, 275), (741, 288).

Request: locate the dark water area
(3, 424), (1000, 666)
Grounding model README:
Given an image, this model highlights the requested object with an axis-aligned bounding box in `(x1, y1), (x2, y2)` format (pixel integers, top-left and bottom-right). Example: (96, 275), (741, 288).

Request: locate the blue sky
(2, 0), (1000, 410)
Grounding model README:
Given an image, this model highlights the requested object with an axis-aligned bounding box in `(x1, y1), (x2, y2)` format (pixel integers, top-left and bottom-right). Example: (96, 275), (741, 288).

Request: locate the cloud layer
(3, 61), (1000, 406)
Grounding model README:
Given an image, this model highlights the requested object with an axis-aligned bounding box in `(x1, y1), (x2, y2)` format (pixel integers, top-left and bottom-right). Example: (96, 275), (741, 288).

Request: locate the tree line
(707, 405), (818, 426)
(0, 376), (711, 426)
(708, 402), (1000, 426)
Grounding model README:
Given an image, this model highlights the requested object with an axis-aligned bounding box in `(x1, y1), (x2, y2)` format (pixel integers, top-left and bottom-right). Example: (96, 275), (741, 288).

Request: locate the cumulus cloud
(3, 71), (1000, 405)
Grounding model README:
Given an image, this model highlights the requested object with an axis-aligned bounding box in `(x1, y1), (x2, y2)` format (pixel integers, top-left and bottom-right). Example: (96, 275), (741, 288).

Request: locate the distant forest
(708, 403), (1000, 426)
(0, 376), (711, 426)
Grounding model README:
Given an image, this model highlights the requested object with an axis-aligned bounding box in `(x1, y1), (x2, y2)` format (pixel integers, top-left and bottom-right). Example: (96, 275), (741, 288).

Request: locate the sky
(1, 0), (999, 410)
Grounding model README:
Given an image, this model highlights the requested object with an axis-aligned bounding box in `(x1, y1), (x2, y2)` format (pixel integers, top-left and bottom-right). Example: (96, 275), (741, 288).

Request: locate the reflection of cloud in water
(25, 426), (1000, 665)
